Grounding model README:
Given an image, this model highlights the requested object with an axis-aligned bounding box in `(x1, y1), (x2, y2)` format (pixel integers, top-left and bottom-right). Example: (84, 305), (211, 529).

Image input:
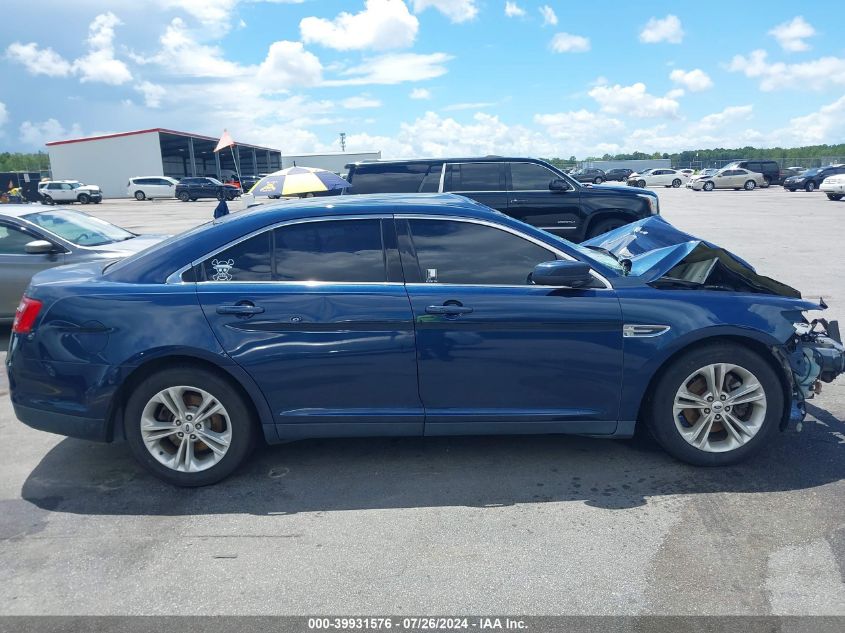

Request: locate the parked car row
(783, 165), (845, 193)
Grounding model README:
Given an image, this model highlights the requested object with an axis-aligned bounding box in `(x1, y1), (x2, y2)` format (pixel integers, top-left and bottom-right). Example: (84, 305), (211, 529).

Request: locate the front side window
(0, 223), (35, 254)
(407, 219), (556, 285)
(201, 232), (272, 282)
(274, 219), (385, 282)
(510, 162), (557, 191)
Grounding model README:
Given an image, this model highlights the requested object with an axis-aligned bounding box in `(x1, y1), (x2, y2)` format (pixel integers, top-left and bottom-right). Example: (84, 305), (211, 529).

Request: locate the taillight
(12, 297), (43, 334)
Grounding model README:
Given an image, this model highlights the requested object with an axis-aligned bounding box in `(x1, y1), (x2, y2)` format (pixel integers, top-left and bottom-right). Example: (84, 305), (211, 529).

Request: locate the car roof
(345, 156), (553, 168)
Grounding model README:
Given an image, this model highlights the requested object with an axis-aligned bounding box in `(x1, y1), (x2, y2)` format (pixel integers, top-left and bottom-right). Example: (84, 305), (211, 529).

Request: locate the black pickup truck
(343, 157), (659, 241)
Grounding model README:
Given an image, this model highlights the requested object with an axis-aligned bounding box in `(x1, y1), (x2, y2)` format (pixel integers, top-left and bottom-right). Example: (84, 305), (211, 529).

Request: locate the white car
(127, 176), (179, 201)
(38, 180), (102, 205)
(627, 168), (690, 188)
(820, 174), (845, 201)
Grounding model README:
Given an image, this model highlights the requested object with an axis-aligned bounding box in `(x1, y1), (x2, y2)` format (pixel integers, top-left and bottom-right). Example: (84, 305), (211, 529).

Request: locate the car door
(0, 220), (65, 319)
(397, 216), (623, 435)
(196, 216), (423, 437)
(441, 162), (508, 212)
(505, 161), (583, 239)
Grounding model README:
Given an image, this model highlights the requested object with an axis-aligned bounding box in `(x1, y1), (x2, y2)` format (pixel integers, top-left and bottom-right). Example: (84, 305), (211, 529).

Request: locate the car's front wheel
(827, 194), (843, 201)
(77, 193), (90, 204)
(637, 180), (646, 188)
(805, 182), (816, 192)
(703, 181), (715, 191)
(646, 344), (782, 466)
(124, 367), (256, 486)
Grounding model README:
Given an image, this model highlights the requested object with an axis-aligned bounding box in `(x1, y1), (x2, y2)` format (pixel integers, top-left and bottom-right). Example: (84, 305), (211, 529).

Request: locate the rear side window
(201, 232), (272, 282)
(444, 163), (503, 192)
(274, 219), (385, 282)
(350, 163), (438, 194)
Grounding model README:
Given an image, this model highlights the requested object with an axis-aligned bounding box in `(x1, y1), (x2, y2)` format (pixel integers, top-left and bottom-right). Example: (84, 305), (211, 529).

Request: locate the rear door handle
(509, 198), (523, 204)
(217, 303), (265, 316)
(425, 305), (473, 315)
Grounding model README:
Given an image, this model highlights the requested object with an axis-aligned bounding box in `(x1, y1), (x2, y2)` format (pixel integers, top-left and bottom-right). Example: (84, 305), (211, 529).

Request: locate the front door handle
(509, 198), (523, 204)
(217, 302), (265, 316)
(425, 304), (473, 316)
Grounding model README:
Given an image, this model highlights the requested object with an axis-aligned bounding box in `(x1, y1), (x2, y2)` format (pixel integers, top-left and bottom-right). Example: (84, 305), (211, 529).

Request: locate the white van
(127, 176), (179, 200)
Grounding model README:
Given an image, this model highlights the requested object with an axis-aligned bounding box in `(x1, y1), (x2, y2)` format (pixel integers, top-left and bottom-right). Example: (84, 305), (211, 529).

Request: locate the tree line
(0, 152), (51, 172)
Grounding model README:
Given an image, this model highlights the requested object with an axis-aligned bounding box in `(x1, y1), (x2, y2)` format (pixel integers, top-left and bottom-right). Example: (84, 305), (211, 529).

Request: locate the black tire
(135, 190), (146, 201)
(587, 217), (628, 239)
(41, 195), (52, 205)
(744, 180), (756, 191)
(637, 180), (646, 188)
(225, 191), (236, 201)
(593, 177), (604, 184)
(786, 188), (795, 192)
(827, 194), (843, 201)
(646, 343), (783, 466)
(93, 199), (101, 204)
(703, 181), (714, 191)
(672, 179), (682, 188)
(77, 193), (90, 204)
(124, 366), (256, 486)
(190, 197), (198, 202)
(805, 181), (816, 192)
(178, 191), (190, 202)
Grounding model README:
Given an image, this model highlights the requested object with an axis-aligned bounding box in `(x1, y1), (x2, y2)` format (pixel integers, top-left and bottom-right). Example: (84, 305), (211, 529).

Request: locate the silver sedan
(690, 168), (766, 191)
(0, 207), (166, 321)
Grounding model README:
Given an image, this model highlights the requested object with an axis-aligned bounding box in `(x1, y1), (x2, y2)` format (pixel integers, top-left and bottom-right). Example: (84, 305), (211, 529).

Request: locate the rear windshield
(350, 163), (443, 194)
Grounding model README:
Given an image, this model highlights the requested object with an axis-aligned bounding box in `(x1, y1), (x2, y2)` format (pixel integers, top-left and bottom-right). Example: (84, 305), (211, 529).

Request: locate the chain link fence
(679, 157), (845, 170)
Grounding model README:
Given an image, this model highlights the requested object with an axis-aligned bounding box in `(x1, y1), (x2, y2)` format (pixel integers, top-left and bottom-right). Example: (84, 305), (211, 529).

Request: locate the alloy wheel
(673, 363), (767, 453)
(140, 386), (233, 473)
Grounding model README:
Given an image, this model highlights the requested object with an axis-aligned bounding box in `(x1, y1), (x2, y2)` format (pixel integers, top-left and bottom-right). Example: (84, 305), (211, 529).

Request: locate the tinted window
(0, 223), (34, 254)
(274, 219), (385, 282)
(510, 162), (557, 190)
(202, 232), (272, 282)
(446, 163), (502, 192)
(408, 219), (556, 285)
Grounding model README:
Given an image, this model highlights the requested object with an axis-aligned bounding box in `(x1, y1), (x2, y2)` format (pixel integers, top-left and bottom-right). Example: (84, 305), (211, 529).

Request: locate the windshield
(802, 168), (822, 176)
(23, 209), (135, 246)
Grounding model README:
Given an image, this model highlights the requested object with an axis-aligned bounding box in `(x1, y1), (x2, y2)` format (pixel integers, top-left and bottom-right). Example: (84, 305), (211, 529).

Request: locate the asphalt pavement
(1, 187), (844, 615)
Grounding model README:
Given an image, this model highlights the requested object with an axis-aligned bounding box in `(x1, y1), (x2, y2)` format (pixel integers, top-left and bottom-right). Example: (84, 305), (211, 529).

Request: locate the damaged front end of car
(777, 318), (845, 428)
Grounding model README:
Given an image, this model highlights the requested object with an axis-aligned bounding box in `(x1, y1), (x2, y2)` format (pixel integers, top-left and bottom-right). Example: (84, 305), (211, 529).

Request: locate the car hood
(582, 216), (802, 298)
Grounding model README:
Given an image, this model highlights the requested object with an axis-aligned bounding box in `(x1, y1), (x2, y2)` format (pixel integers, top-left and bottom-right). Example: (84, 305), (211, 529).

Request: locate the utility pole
(339, 132), (346, 152)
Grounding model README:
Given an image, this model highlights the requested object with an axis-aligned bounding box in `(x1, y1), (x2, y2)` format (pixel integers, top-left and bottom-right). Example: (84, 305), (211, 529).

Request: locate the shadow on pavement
(20, 405), (845, 516)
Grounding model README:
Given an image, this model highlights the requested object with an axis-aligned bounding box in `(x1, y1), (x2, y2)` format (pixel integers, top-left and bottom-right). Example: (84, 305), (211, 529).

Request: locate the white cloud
(160, 0), (306, 34)
(669, 68), (713, 92)
(769, 16), (815, 52)
(0, 102), (7, 128)
(72, 12), (132, 85)
(300, 0), (419, 51)
(5, 42), (73, 77)
(411, 0), (478, 23)
(342, 95), (382, 109)
(135, 81), (166, 108)
(539, 5), (557, 27)
(256, 40), (323, 88)
(776, 95), (845, 145)
(639, 15), (684, 44)
(696, 105), (753, 131)
(728, 50), (845, 91)
(140, 17), (244, 77)
(410, 87), (432, 99)
(534, 110), (625, 146)
(324, 52), (452, 86)
(504, 2), (525, 18)
(588, 82), (680, 118)
(665, 88), (685, 99)
(19, 119), (83, 147)
(443, 102), (496, 111)
(550, 33), (590, 53)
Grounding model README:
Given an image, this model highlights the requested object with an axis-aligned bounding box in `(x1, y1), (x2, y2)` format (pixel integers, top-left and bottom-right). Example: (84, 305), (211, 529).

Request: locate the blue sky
(1, 0), (844, 158)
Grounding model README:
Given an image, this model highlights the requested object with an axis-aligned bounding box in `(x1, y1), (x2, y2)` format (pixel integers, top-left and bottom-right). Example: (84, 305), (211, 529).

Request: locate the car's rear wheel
(646, 344), (782, 466)
(135, 190), (146, 201)
(703, 181), (714, 191)
(744, 180), (756, 191)
(671, 179), (682, 188)
(124, 367), (256, 486)
(805, 182), (816, 192)
(593, 177), (604, 184)
(178, 191), (190, 202)
(78, 193), (90, 204)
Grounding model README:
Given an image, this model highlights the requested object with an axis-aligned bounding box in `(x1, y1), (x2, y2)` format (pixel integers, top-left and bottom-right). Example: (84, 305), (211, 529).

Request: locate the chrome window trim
(167, 214), (393, 285)
(396, 214), (612, 290)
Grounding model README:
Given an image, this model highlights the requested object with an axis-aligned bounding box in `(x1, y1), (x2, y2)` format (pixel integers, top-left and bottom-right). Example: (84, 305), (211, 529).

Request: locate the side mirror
(549, 179), (570, 192)
(25, 240), (56, 254)
(532, 260), (594, 288)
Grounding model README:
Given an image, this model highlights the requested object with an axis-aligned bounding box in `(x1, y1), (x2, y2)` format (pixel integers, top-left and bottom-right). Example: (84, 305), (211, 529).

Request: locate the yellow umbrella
(249, 166), (351, 197)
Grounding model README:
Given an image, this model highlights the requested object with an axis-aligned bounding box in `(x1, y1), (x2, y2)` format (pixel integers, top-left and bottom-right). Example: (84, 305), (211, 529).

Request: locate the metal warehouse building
(46, 128), (282, 198)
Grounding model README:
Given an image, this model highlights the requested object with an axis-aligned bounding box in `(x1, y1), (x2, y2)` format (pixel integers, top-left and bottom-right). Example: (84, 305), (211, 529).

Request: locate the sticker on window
(211, 258), (234, 281)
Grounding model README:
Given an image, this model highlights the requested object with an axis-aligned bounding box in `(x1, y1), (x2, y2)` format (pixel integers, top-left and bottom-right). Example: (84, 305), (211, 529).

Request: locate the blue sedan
(7, 194), (845, 486)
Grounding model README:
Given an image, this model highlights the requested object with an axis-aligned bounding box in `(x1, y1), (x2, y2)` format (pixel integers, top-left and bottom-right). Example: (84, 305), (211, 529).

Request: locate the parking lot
(1, 187), (844, 615)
